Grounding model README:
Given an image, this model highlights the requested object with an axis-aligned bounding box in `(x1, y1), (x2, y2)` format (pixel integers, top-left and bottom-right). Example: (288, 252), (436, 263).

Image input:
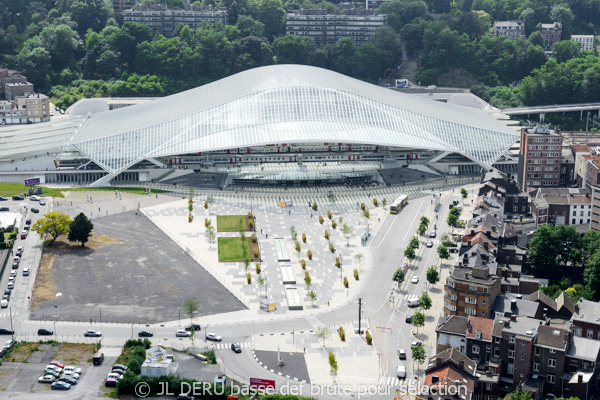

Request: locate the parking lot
(30, 212), (246, 324)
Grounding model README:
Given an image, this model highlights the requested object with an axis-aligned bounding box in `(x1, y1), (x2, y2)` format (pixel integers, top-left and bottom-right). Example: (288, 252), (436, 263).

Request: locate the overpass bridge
(502, 102), (600, 116)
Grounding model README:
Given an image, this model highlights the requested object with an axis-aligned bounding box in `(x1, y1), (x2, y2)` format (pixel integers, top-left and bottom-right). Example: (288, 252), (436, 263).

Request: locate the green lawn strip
(216, 215), (250, 232)
(217, 236), (260, 262)
(0, 183), (170, 198)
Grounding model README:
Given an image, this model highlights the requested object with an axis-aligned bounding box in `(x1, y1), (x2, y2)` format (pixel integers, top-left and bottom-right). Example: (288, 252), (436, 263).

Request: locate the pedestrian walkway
(213, 341), (251, 350)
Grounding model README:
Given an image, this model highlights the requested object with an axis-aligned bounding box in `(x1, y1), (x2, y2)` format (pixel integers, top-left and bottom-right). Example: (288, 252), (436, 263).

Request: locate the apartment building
(529, 187), (591, 226)
(286, 9), (387, 46)
(532, 325), (570, 394)
(424, 348), (477, 400)
(122, 4), (228, 37)
(444, 265), (501, 318)
(518, 127), (563, 192)
(571, 298), (600, 340)
(479, 170), (529, 216)
(541, 22), (562, 51)
(111, 0), (136, 14)
(492, 21), (525, 39)
(571, 35), (595, 51)
(0, 94), (50, 125)
(591, 185), (600, 230)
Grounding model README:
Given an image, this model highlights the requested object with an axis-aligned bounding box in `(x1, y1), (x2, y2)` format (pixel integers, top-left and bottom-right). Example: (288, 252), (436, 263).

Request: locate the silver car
(176, 330), (190, 337)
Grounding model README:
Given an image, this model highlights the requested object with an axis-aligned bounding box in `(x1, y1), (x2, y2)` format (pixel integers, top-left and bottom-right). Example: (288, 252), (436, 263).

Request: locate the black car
(0, 328), (14, 335)
(231, 343), (242, 353)
(177, 395), (196, 400)
(0, 196), (7, 201)
(59, 376), (77, 385)
(112, 364), (128, 371)
(2, 294), (9, 301)
(138, 330), (153, 337)
(184, 324), (201, 331)
(31, 207), (39, 213)
(12, 196), (24, 200)
(25, 219), (31, 225)
(0, 207), (8, 212)
(15, 249), (22, 257)
(38, 328), (54, 336)
(405, 315), (412, 323)
(4, 290), (11, 296)
(12, 262), (18, 270)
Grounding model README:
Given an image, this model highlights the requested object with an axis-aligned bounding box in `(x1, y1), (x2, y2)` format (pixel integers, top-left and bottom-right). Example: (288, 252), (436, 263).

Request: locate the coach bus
(390, 194), (408, 214)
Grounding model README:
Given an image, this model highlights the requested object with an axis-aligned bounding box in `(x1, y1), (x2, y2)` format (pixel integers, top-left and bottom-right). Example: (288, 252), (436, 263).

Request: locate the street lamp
(338, 251), (343, 283)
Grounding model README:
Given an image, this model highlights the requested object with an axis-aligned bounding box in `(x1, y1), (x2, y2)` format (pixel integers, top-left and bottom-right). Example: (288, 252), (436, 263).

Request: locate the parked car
(45, 365), (63, 374)
(63, 366), (81, 375)
(398, 349), (406, 360)
(10, 271), (16, 278)
(0, 207), (9, 212)
(16, 247), (23, 256)
(177, 395), (196, 400)
(63, 371), (80, 380)
(51, 381), (71, 390)
(12, 195), (24, 200)
(112, 364), (128, 372)
(213, 375), (227, 385)
(3, 340), (15, 350)
(22, 268), (29, 276)
(397, 365), (406, 379)
(138, 330), (153, 337)
(411, 340), (422, 349)
(429, 230), (437, 238)
(24, 219), (31, 226)
(29, 196), (40, 201)
(31, 207), (39, 213)
(105, 378), (118, 387)
(231, 343), (242, 353)
(7, 282), (14, 289)
(194, 354), (208, 362)
(205, 333), (222, 342)
(50, 361), (65, 369)
(39, 199), (46, 205)
(83, 330), (102, 337)
(411, 276), (419, 284)
(44, 369), (61, 378)
(0, 196), (7, 201)
(107, 372), (122, 380)
(176, 330), (190, 337)
(0, 328), (14, 335)
(1, 300), (8, 308)
(38, 375), (55, 383)
(38, 328), (54, 336)
(58, 376), (77, 385)
(20, 231), (28, 239)
(2, 294), (9, 301)
(405, 315), (412, 323)
(92, 352), (104, 365)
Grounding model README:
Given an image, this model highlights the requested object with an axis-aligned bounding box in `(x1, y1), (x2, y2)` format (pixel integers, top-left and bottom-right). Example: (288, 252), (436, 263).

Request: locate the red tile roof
(466, 316), (494, 341)
(424, 366), (474, 399)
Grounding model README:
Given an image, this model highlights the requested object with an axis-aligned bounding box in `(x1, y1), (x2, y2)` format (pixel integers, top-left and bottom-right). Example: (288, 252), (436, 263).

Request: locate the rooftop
(424, 365), (474, 400)
(491, 296), (541, 319)
(536, 324), (569, 350)
(493, 316), (541, 337)
(437, 315), (469, 336)
(572, 298), (600, 325)
(466, 316), (494, 342)
(566, 336), (600, 361)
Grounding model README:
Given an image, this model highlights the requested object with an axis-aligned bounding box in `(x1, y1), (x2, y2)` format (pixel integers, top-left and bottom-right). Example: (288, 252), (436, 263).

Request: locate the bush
(319, 216), (324, 224)
(312, 202), (318, 211)
(204, 218), (210, 227)
(343, 276), (348, 288)
(327, 210), (333, 219)
(305, 271), (310, 280)
(331, 220), (337, 229)
(324, 230), (329, 240)
(295, 241), (301, 252)
(335, 257), (341, 267)
(365, 330), (372, 345)
(204, 201), (208, 209)
(302, 233), (306, 243)
(251, 234), (257, 243)
(363, 210), (370, 218)
(255, 263), (261, 274)
(361, 203), (366, 211)
(201, 349), (216, 364)
(248, 220), (254, 229)
(307, 250), (313, 260)
(330, 243), (336, 253)
(247, 273), (251, 284)
(253, 247), (259, 259)
(373, 198), (378, 206)
(248, 212), (253, 219)
(354, 269), (359, 280)
(188, 213), (193, 223)
(301, 259), (306, 269)
(339, 327), (345, 341)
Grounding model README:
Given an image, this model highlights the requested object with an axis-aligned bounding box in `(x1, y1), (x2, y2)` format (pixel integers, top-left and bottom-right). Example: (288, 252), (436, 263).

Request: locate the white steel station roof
(0, 65), (519, 175)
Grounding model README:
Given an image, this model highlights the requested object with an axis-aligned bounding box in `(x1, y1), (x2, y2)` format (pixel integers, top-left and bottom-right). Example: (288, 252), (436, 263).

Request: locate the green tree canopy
(32, 212), (73, 245)
(67, 212), (94, 247)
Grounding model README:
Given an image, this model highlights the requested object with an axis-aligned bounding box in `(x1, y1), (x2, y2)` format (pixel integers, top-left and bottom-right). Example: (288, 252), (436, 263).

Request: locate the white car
(107, 372), (122, 380)
(29, 196), (40, 201)
(22, 268), (29, 276)
(45, 365), (62, 373)
(63, 366), (81, 375)
(39, 199), (46, 205)
(426, 240), (433, 248)
(411, 340), (422, 348)
(205, 333), (222, 342)
(397, 365), (406, 379)
(176, 329), (190, 337)
(38, 375), (55, 383)
(63, 371), (80, 380)
(411, 276), (419, 284)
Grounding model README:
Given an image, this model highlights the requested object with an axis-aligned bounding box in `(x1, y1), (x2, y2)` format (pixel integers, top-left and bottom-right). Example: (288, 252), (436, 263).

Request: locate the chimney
(486, 230), (491, 236)
(468, 240), (472, 247)
(432, 375), (439, 383)
(511, 299), (517, 310)
(471, 229), (475, 235)
(492, 225), (497, 233)
(484, 242), (489, 250)
(578, 373), (583, 384)
(511, 314), (517, 321)
(459, 360), (465, 370)
(467, 318), (472, 331)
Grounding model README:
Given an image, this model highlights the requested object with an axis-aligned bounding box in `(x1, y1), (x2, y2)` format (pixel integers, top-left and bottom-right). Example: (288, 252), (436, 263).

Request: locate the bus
(390, 194), (408, 214)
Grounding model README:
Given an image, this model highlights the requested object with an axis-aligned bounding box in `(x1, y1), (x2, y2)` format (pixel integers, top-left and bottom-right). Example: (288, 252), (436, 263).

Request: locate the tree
(441, 233), (452, 247)
(419, 292), (432, 310)
(412, 344), (425, 370)
(206, 195), (215, 208)
(426, 266), (439, 288)
(411, 311), (425, 334)
(315, 325), (331, 346)
(205, 224), (216, 247)
(404, 246), (416, 261)
(553, 40), (581, 63)
(184, 297), (199, 321)
(410, 236), (419, 249)
(309, 290), (317, 305)
(354, 253), (364, 270)
(460, 188), (468, 199)
(290, 225), (297, 240)
(417, 223), (427, 236)
(341, 223), (354, 246)
(304, 274), (312, 289)
(382, 198), (387, 209)
(67, 212), (94, 247)
(249, 0), (286, 40)
(437, 245), (450, 261)
(447, 213), (459, 228)
(32, 212), (73, 245)
(555, 225), (581, 267)
(393, 268), (405, 287)
(257, 275), (266, 298)
(584, 251), (600, 295)
(328, 352), (338, 378)
(507, 387), (534, 400)
(420, 216), (429, 227)
(273, 35), (315, 64)
(528, 224), (560, 274)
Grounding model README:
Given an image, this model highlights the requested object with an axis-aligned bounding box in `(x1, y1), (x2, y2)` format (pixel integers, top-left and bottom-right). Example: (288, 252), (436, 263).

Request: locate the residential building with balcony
(444, 264), (501, 318)
(122, 4), (228, 37)
(285, 9), (387, 46)
(517, 127), (563, 192)
(492, 21), (525, 39)
(532, 324), (571, 394)
(571, 298), (600, 340)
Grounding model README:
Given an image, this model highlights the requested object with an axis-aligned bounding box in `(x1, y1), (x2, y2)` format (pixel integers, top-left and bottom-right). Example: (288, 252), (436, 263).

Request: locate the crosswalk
(213, 341), (252, 350)
(380, 376), (408, 387)
(0, 311), (18, 318)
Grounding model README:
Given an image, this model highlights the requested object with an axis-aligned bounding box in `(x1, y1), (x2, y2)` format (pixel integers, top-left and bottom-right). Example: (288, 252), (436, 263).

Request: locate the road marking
(403, 202), (424, 241)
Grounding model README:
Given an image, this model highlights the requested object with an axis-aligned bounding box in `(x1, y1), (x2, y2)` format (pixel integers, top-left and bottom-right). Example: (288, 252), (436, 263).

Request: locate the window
(483, 288), (488, 293)
(465, 308), (476, 316)
(548, 358), (556, 368)
(486, 345), (491, 352)
(550, 348), (556, 354)
(576, 328), (582, 337)
(535, 347), (540, 356)
(472, 345), (480, 354)
(507, 363), (514, 374)
(482, 300), (486, 305)
(495, 337), (500, 344)
(486, 383), (493, 391)
(466, 297), (477, 304)
(508, 350), (515, 358)
(587, 330), (594, 339)
(469, 285), (477, 292)
(494, 348), (500, 357)
(547, 374), (555, 384)
(509, 336), (515, 344)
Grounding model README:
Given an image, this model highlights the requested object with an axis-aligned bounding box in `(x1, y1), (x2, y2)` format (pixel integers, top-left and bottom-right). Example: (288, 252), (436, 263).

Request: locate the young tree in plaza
(205, 224), (216, 247)
(184, 297), (200, 322)
(310, 290), (317, 305)
(419, 291), (432, 311)
(460, 188), (468, 199)
(32, 211), (73, 245)
(341, 223), (354, 247)
(257, 275), (266, 298)
(354, 252), (364, 270)
(290, 225), (297, 240)
(68, 212), (94, 247)
(315, 325), (331, 346)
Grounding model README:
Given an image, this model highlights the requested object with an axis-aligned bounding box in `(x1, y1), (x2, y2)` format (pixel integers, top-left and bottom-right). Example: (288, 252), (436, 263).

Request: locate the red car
(20, 231), (28, 239)
(50, 361), (65, 369)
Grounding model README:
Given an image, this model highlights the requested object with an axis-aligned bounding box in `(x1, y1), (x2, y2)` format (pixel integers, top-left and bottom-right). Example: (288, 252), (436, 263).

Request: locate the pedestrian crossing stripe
(214, 342), (251, 350)
(0, 312), (17, 318)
